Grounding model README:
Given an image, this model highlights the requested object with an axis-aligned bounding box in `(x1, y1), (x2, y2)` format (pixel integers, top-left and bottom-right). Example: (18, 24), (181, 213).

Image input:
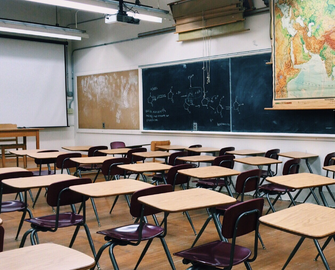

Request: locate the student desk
(259, 203), (335, 270)
(278, 151), (318, 173)
(62, 146), (91, 151)
(226, 149), (265, 156)
(69, 179), (152, 198)
(177, 155), (215, 164)
(0, 167), (29, 174)
(185, 147), (220, 155)
(70, 156), (117, 178)
(266, 173), (335, 206)
(178, 165), (240, 180)
(117, 163), (172, 183)
(99, 148), (131, 156)
(138, 188), (236, 244)
(156, 145), (186, 151)
(0, 128), (41, 149)
(2, 174), (78, 190)
(0, 243), (95, 270)
(132, 151), (171, 163)
(234, 156), (282, 178)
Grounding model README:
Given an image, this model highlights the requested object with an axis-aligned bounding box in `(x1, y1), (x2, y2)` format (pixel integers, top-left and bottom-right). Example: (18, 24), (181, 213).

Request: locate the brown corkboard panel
(77, 70), (139, 130)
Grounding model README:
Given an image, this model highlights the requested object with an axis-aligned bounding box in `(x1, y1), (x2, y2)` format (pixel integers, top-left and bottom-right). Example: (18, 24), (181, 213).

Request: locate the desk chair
(151, 151), (187, 185)
(219, 146), (235, 155)
(110, 141), (126, 149)
(92, 184), (176, 270)
(187, 144), (202, 156)
(20, 178), (97, 264)
(76, 145), (108, 182)
(193, 169), (265, 249)
(166, 163), (197, 235)
(259, 158), (300, 214)
(100, 157), (131, 214)
(174, 198), (264, 270)
(259, 148), (280, 185)
(56, 152), (82, 175)
(32, 149), (59, 208)
(321, 152), (335, 204)
(125, 148), (147, 180)
(0, 171), (34, 240)
(196, 155), (236, 196)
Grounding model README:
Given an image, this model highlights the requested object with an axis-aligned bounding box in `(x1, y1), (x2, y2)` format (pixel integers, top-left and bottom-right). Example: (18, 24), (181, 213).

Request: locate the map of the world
(274, 0), (335, 105)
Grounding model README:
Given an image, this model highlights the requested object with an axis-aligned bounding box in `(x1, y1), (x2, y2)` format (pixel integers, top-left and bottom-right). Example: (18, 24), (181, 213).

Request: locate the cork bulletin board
(77, 69), (139, 130)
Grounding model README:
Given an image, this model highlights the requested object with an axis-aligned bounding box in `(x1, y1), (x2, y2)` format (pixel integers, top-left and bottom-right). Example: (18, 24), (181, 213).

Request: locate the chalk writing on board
(143, 59), (231, 131)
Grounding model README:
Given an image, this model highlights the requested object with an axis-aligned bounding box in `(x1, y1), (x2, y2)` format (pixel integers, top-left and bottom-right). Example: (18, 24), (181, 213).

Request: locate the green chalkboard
(142, 53), (335, 134)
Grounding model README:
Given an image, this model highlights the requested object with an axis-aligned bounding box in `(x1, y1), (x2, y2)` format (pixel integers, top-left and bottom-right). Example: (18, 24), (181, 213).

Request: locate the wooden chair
(0, 124), (26, 167)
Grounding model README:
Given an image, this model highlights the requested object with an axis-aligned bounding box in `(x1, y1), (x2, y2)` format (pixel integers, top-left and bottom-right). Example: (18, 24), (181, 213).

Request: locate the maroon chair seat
(19, 178), (97, 264)
(93, 184), (175, 270)
(0, 170), (34, 240)
(174, 198), (264, 270)
(25, 212), (85, 228)
(98, 223), (164, 242)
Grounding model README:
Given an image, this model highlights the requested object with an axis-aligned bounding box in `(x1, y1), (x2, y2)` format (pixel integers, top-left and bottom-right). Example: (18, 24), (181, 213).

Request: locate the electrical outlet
(102, 122), (105, 129)
(193, 122), (197, 131)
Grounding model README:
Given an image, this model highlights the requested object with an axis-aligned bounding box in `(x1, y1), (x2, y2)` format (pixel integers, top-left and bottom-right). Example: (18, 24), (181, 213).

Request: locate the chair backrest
(221, 198), (264, 266)
(168, 151), (187, 165)
(235, 169), (261, 201)
(282, 158), (300, 175)
(87, 146), (108, 157)
(187, 144), (202, 156)
(213, 154), (235, 169)
(110, 141), (126, 149)
(222, 198), (264, 238)
(0, 171), (34, 194)
(130, 184), (173, 217)
(219, 146), (235, 156)
(101, 157), (130, 179)
(46, 178), (92, 207)
(126, 147), (147, 163)
(324, 152), (335, 166)
(264, 149), (280, 159)
(150, 140), (171, 151)
(56, 152), (82, 171)
(166, 163), (195, 189)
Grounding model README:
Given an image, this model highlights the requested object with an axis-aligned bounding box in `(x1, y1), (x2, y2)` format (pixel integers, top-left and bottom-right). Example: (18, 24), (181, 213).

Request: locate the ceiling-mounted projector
(105, 13), (140, 25)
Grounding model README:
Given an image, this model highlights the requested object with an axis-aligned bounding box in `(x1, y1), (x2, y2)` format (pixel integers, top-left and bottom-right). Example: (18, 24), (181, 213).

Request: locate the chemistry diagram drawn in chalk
(146, 74), (227, 117)
(232, 96), (244, 114)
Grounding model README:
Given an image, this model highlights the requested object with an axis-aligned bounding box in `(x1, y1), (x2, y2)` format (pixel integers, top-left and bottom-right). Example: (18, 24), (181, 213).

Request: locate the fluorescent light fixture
(0, 19), (89, 40)
(25, 0), (163, 23)
(132, 13), (162, 23)
(25, 0), (118, 14)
